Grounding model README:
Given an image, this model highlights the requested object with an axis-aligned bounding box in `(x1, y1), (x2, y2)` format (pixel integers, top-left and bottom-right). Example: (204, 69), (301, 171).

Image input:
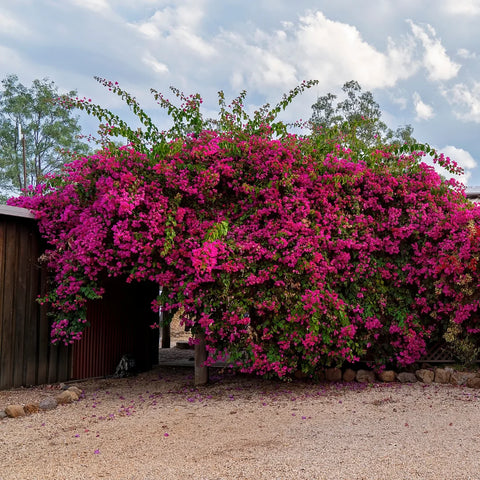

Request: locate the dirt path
(1, 365), (480, 480)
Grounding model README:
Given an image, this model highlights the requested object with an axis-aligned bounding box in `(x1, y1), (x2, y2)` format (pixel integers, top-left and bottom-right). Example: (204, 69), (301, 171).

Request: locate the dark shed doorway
(71, 279), (159, 379)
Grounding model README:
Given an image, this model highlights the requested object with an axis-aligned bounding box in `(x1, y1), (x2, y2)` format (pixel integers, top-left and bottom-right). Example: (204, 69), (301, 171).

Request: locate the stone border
(0, 385), (83, 420)
(320, 366), (480, 387)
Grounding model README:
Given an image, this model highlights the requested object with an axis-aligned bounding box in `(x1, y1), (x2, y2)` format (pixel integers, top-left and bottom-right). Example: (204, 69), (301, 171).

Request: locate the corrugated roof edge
(466, 187), (480, 197)
(0, 204), (35, 219)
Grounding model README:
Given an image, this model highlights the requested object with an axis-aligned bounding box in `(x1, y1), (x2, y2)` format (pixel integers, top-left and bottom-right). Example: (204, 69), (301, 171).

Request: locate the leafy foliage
(0, 75), (89, 199)
(59, 76), (319, 157)
(310, 80), (415, 153)
(9, 79), (480, 377)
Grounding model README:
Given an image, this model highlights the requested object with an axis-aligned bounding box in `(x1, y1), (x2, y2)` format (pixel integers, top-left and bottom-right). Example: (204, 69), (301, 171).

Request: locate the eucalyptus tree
(310, 80), (415, 150)
(0, 74), (89, 200)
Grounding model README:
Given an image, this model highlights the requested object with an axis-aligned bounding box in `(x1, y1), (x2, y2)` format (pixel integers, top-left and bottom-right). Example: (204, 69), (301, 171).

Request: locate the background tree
(310, 80), (415, 150)
(0, 74), (89, 200)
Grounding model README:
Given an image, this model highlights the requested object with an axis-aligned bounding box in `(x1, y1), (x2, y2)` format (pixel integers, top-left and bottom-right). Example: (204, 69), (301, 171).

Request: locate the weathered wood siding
(0, 205), (71, 389)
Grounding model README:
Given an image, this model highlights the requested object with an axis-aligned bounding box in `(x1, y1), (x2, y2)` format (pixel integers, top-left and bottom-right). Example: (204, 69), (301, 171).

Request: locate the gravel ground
(1, 361), (480, 480)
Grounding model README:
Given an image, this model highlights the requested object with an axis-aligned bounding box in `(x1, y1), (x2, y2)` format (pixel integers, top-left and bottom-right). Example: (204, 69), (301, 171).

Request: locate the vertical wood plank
(37, 266), (49, 385)
(13, 222), (28, 387)
(24, 227), (41, 386)
(0, 218), (7, 389)
(0, 221), (17, 389)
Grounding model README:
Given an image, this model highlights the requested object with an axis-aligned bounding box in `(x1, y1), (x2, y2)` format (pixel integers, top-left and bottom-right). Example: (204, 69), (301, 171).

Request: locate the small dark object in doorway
(114, 354), (137, 377)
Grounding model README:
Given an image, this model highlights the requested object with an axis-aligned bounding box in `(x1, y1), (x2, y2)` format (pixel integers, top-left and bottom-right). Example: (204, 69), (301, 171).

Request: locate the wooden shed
(0, 205), (159, 389)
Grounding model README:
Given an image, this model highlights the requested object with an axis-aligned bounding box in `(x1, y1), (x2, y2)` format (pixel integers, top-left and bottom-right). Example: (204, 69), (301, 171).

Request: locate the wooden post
(161, 323), (171, 348)
(194, 331), (209, 385)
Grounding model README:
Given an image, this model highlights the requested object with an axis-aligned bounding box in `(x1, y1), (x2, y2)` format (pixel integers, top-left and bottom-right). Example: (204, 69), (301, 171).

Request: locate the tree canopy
(0, 74), (89, 200)
(9, 78), (480, 378)
(310, 80), (415, 151)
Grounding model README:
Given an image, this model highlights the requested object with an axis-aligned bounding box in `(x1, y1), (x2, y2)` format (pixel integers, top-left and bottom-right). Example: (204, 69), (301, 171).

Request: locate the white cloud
(392, 96), (408, 110)
(0, 9), (30, 37)
(218, 11), (420, 94)
(295, 12), (417, 90)
(442, 0), (480, 15)
(132, 1), (207, 35)
(407, 20), (460, 81)
(442, 82), (480, 122)
(142, 53), (169, 74)
(137, 21), (158, 39)
(249, 47), (298, 89)
(218, 30), (298, 91)
(173, 28), (216, 57)
(131, 1), (216, 61)
(0, 45), (24, 73)
(457, 48), (476, 59)
(441, 145), (477, 170)
(70, 0), (111, 14)
(67, 7), (462, 105)
(120, 9), (468, 109)
(413, 92), (434, 120)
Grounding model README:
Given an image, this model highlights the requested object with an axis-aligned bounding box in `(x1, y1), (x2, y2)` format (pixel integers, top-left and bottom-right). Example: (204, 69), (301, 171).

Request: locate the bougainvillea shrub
(9, 82), (480, 378)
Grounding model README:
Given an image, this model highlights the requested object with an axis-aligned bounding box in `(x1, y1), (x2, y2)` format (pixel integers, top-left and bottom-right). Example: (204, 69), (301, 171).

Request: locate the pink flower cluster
(9, 129), (480, 377)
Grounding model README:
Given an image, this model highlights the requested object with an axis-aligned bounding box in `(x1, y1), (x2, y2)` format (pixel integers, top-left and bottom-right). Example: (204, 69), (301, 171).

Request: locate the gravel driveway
(1, 364), (480, 480)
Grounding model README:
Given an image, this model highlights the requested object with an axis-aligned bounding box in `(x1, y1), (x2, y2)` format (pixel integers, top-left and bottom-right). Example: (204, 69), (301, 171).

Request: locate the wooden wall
(0, 205), (71, 389)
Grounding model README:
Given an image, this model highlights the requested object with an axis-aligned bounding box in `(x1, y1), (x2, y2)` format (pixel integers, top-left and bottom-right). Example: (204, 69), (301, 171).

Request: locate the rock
(434, 368), (451, 384)
(444, 367), (455, 376)
(59, 383), (68, 390)
(343, 368), (356, 382)
(450, 371), (477, 386)
(466, 376), (480, 389)
(5, 405), (25, 418)
(415, 369), (434, 384)
(24, 403), (40, 415)
(396, 372), (417, 383)
(325, 367), (342, 382)
(39, 397), (58, 411)
(378, 370), (396, 382)
(56, 390), (79, 405)
(67, 386), (83, 397)
(0, 410), (7, 420)
(356, 369), (376, 383)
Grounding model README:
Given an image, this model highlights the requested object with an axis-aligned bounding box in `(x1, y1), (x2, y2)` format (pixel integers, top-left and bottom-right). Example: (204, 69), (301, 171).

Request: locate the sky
(2, 0), (480, 185)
